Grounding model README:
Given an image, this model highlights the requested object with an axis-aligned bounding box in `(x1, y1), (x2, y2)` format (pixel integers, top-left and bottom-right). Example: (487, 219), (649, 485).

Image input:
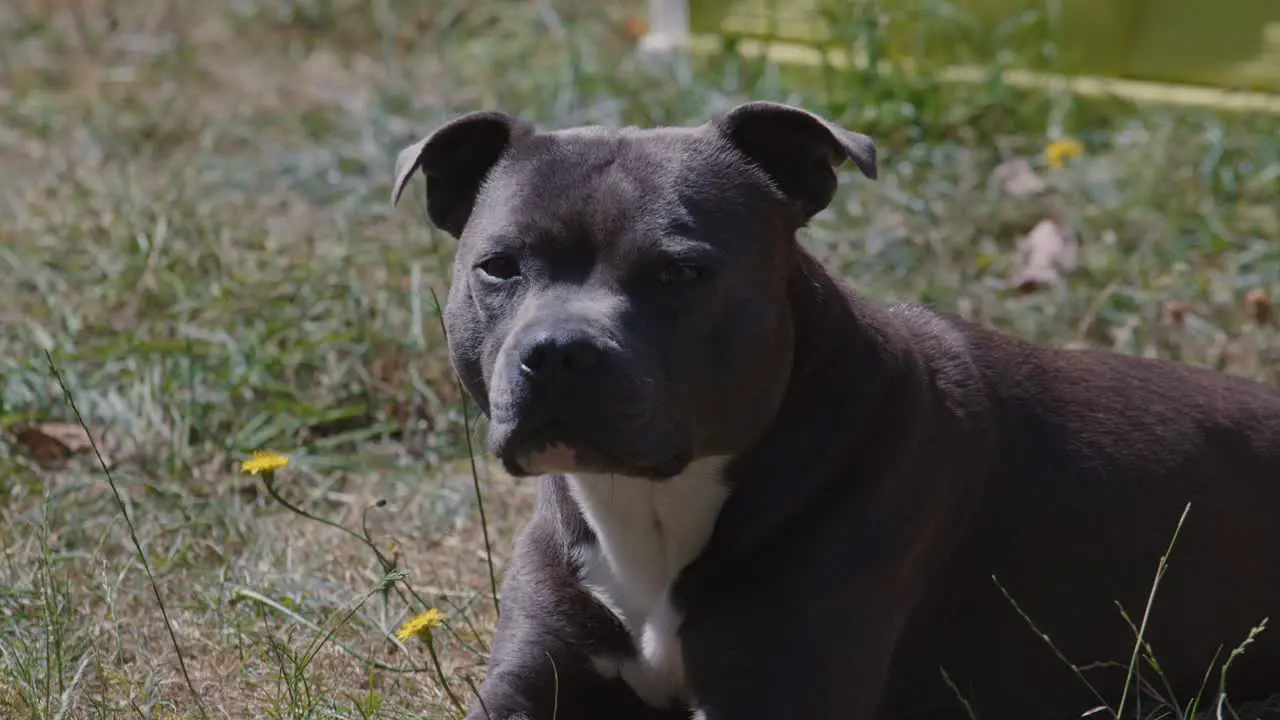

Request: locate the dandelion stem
(230, 587), (424, 674)
(420, 630), (468, 718)
(259, 471), (371, 548)
(257, 465), (462, 652)
(297, 580), (385, 678)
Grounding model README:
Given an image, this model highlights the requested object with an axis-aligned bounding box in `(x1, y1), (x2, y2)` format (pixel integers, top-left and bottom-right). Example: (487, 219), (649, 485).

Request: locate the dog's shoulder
(879, 300), (993, 424)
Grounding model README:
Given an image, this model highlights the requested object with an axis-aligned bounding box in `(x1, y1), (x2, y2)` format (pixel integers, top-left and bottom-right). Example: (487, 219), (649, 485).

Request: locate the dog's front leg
(466, 644), (680, 720)
(681, 572), (916, 720)
(464, 516), (689, 720)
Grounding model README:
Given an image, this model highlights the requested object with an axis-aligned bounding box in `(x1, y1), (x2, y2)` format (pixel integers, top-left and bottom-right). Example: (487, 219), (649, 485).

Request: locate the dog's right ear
(391, 111), (531, 238)
(711, 101), (877, 224)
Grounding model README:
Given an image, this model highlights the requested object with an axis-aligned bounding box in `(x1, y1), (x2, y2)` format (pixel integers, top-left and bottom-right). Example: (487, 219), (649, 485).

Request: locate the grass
(1, 0), (1278, 717)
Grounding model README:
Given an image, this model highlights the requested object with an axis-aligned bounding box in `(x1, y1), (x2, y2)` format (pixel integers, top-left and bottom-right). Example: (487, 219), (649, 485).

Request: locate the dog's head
(392, 102), (876, 479)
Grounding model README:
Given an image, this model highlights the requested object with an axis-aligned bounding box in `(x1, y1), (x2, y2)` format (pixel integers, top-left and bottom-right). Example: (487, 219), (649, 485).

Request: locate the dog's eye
(658, 262), (703, 285)
(476, 255), (521, 281)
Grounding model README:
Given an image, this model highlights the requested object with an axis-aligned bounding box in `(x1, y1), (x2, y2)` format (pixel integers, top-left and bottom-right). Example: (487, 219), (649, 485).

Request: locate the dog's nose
(518, 330), (602, 380)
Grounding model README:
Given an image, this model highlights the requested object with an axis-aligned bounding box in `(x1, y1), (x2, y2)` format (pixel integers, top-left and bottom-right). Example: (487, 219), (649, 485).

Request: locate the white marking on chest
(567, 455), (731, 707)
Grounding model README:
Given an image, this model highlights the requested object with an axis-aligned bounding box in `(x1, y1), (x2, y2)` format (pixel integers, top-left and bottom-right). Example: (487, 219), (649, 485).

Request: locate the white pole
(638, 0), (692, 57)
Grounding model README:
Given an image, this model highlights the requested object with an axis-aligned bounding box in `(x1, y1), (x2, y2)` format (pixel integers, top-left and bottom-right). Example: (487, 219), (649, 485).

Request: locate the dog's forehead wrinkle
(473, 134), (697, 256)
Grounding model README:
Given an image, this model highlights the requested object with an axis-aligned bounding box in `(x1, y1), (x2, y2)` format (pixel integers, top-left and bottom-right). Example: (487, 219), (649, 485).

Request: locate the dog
(391, 101), (1280, 720)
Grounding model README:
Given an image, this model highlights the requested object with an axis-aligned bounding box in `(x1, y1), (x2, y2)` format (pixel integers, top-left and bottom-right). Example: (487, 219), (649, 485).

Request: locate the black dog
(392, 101), (1280, 720)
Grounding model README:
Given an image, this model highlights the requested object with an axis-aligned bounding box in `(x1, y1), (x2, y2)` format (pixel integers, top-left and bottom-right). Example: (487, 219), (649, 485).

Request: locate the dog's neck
(565, 249), (908, 591)
(566, 457), (731, 618)
(696, 247), (919, 554)
(787, 248), (905, 388)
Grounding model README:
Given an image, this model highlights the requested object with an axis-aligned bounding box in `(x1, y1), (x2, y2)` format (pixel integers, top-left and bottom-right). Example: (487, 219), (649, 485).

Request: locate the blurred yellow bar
(679, 0), (1280, 113)
(686, 35), (1280, 114)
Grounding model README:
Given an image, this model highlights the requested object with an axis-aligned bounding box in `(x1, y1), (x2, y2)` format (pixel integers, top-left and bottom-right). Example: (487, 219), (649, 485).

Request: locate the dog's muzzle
(486, 324), (691, 478)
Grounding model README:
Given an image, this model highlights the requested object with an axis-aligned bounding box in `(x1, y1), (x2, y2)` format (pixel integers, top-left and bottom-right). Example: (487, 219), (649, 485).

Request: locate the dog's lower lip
(497, 418), (689, 476)
(520, 420), (577, 452)
(500, 420), (591, 467)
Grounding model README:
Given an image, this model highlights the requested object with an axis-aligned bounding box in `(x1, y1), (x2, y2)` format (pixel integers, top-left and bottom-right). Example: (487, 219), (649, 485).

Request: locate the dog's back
(885, 310), (1280, 719)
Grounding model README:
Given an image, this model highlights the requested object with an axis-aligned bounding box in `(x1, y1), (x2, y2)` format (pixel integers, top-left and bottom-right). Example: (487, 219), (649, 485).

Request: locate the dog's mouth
(498, 419), (689, 479)
(507, 420), (591, 474)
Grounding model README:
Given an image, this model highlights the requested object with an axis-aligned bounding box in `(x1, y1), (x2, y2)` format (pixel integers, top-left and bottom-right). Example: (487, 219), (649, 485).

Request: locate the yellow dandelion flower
(1044, 137), (1085, 170)
(396, 608), (446, 642)
(240, 450), (290, 475)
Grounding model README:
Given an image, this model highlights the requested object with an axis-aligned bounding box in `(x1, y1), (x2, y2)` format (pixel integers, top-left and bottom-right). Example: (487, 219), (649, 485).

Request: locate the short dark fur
(392, 102), (1280, 720)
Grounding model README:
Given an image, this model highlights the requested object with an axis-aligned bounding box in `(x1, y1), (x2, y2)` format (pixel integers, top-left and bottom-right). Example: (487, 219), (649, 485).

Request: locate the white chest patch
(567, 455), (731, 708)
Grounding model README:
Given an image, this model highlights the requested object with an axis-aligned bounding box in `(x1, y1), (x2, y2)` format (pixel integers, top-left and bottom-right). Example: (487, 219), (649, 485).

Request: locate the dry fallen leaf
(1244, 288), (1273, 324)
(1010, 217), (1078, 293)
(1161, 300), (1192, 327)
(991, 157), (1048, 198)
(12, 422), (89, 467)
(623, 16), (649, 39)
(10, 422), (107, 469)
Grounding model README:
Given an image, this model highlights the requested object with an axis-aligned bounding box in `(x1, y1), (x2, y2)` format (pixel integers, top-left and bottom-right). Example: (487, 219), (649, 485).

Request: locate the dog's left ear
(712, 101), (877, 222)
